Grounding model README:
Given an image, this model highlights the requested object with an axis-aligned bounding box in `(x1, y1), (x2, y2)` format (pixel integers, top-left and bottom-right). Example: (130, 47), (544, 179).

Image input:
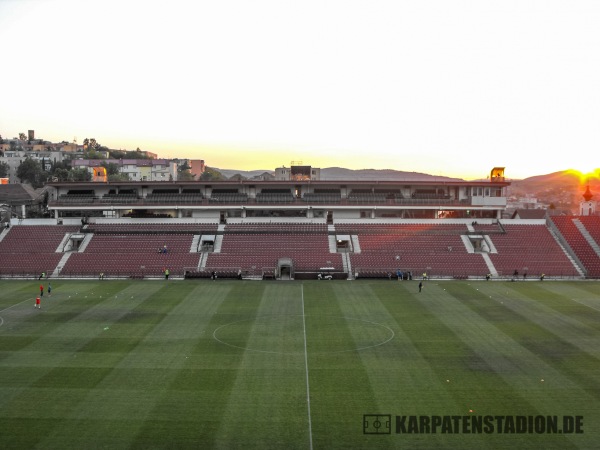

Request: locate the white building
(0, 149), (67, 183)
(72, 159), (178, 182)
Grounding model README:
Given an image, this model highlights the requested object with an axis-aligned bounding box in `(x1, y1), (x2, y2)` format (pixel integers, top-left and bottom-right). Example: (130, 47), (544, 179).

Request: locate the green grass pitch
(0, 279), (599, 449)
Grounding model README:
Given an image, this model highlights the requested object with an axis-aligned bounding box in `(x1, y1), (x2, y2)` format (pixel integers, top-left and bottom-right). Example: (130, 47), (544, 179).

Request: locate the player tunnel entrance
(276, 257), (294, 280)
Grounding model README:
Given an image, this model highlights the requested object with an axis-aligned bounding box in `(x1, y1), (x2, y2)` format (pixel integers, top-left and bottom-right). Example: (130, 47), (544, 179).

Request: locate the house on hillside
(0, 183), (48, 219)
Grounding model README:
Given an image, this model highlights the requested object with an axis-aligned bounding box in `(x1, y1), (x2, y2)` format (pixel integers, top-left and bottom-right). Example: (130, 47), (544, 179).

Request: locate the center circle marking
(213, 314), (395, 354)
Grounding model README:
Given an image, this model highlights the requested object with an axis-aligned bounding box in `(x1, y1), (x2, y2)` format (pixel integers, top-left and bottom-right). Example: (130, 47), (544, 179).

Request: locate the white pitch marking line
(569, 297), (600, 313)
(0, 297), (34, 314)
(301, 284), (314, 450)
(0, 297), (35, 328)
(212, 315), (394, 355)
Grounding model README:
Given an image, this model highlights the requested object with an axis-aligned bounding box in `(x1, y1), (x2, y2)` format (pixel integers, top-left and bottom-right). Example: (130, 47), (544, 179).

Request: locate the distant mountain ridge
(320, 167), (463, 181)
(214, 167), (464, 181)
(510, 170), (600, 194)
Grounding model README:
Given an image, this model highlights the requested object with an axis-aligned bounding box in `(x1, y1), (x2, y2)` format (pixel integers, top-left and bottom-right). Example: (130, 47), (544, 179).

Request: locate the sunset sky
(1, 0), (599, 180)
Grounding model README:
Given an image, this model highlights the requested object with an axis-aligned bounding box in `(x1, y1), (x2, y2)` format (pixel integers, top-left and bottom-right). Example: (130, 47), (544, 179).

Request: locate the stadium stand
(551, 216), (600, 277)
(0, 218), (592, 280)
(578, 216), (600, 247)
(0, 225), (79, 277)
(60, 233), (200, 278)
(203, 223), (341, 279)
(337, 223), (489, 278)
(487, 224), (579, 278)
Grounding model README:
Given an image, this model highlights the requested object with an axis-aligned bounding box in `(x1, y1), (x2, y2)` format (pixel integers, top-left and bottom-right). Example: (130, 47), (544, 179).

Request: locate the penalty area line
(0, 297), (35, 328)
(301, 283), (314, 450)
(0, 297), (35, 314)
(569, 297), (600, 313)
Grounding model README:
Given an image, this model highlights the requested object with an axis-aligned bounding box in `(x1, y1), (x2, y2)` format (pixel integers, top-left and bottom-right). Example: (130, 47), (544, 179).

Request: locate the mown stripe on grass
(0, 280), (39, 311)
(130, 281), (265, 448)
(0, 282), (167, 443)
(536, 282), (600, 325)
(0, 418), (63, 449)
(303, 282), (399, 450)
(0, 281), (161, 422)
(0, 281), (168, 447)
(339, 281), (513, 449)
(486, 282), (600, 358)
(376, 281), (586, 449)
(427, 282), (595, 449)
(451, 282), (600, 399)
(211, 283), (310, 450)
(37, 281), (211, 448)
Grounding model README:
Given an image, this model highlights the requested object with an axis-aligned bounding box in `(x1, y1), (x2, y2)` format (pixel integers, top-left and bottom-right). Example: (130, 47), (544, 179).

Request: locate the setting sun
(566, 168), (600, 184)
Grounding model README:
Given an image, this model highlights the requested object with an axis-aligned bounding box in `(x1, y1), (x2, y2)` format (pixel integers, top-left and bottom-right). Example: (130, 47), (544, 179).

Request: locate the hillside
(320, 167), (462, 181)
(214, 167), (463, 182)
(509, 170), (600, 211)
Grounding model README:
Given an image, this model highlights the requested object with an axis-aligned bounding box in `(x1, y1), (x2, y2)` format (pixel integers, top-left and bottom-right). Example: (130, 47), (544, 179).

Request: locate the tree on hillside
(17, 158), (46, 187)
(198, 167), (226, 181)
(108, 149), (151, 159)
(83, 149), (107, 159)
(0, 161), (9, 178)
(100, 162), (130, 182)
(51, 160), (70, 171)
(179, 160), (191, 172)
(176, 160), (195, 181)
(102, 162), (121, 177)
(178, 171), (195, 181)
(109, 150), (125, 159)
(69, 168), (92, 182)
(53, 168), (71, 182)
(83, 138), (103, 150)
(126, 150), (150, 159)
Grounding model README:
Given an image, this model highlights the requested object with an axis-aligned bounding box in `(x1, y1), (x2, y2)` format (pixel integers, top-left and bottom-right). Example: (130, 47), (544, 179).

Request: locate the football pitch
(0, 279), (599, 449)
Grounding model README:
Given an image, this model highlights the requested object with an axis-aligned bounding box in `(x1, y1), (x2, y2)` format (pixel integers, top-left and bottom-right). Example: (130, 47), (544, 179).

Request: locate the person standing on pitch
(47, 283), (52, 297)
(419, 281), (423, 292)
(39, 284), (44, 297)
(35, 297), (41, 309)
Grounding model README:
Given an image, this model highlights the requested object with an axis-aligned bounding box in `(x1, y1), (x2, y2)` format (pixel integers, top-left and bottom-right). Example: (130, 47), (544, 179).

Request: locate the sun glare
(566, 168), (600, 183)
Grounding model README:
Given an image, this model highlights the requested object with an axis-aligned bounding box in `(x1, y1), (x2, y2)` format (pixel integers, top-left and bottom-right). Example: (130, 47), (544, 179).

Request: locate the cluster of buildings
(0, 129), (205, 183)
